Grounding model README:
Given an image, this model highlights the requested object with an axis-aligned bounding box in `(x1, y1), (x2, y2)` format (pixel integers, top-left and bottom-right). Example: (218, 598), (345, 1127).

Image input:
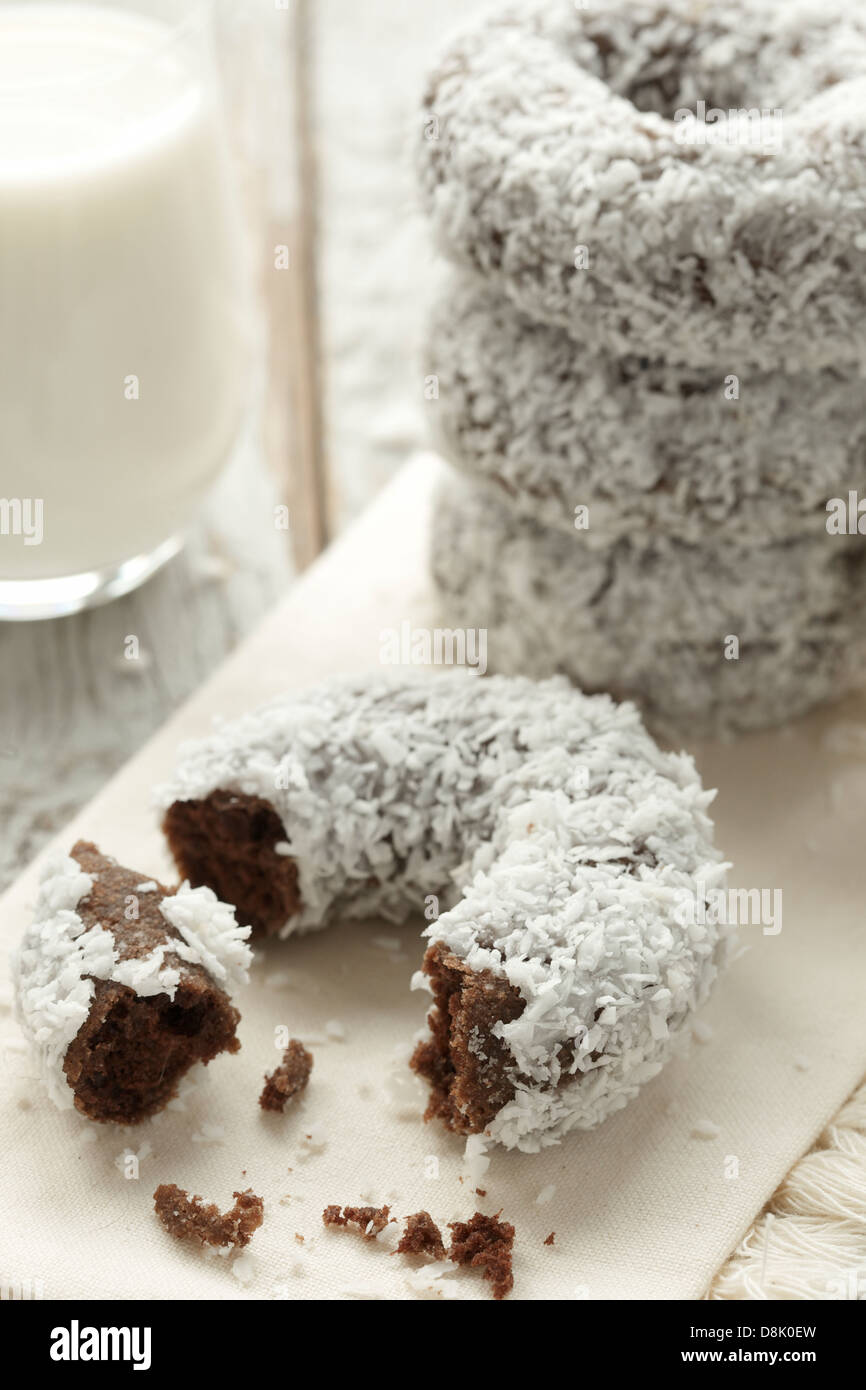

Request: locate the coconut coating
(158, 670), (728, 1149)
(427, 271), (866, 545)
(429, 470), (866, 740)
(416, 0), (866, 371)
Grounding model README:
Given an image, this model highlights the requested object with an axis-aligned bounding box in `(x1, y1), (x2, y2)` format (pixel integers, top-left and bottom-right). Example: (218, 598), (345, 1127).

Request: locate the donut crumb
(153, 1184), (263, 1249)
(322, 1201), (514, 1296)
(259, 1039), (313, 1112)
(322, 1204), (392, 1239)
(397, 1210), (446, 1259)
(448, 1210), (515, 1300)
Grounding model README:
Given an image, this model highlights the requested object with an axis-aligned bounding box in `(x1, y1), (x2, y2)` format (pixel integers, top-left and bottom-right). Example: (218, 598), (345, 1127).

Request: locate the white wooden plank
(217, 0), (329, 567)
(312, 0), (489, 532)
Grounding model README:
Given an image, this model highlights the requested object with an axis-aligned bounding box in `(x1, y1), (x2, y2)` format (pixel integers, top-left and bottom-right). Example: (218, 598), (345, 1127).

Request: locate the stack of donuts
(416, 0), (866, 737)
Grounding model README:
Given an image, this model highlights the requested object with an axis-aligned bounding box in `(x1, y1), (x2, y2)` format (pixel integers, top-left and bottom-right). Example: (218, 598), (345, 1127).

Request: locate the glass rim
(0, 0), (215, 94)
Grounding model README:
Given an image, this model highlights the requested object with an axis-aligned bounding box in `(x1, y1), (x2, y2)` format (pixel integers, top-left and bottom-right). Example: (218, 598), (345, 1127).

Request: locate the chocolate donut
(428, 470), (866, 739)
(158, 671), (729, 1151)
(416, 0), (866, 370)
(426, 271), (866, 545)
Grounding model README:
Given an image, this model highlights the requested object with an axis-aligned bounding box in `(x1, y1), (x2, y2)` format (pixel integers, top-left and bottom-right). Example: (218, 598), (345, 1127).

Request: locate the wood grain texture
(312, 0), (488, 534)
(283, 0), (329, 563)
(216, 0), (327, 568)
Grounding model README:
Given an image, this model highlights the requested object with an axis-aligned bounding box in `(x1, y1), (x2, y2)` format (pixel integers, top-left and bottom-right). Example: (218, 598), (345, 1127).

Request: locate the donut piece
(158, 671), (729, 1150)
(429, 471), (866, 738)
(153, 1185), (264, 1249)
(417, 0), (866, 369)
(427, 271), (866, 544)
(259, 1038), (313, 1112)
(12, 841), (251, 1122)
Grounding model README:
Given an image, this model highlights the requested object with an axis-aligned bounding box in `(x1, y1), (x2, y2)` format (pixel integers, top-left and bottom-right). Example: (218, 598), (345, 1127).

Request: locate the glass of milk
(0, 1), (252, 619)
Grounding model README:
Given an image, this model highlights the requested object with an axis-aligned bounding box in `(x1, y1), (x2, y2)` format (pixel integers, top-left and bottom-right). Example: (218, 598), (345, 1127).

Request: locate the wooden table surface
(0, 0), (482, 892)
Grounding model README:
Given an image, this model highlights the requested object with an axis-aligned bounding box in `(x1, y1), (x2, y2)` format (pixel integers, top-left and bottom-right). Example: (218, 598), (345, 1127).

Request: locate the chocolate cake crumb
(397, 1211), (446, 1259)
(475, 1188), (486, 1197)
(154, 1183), (263, 1249)
(544, 1232), (555, 1247)
(259, 1039), (313, 1112)
(322, 1204), (391, 1239)
(319, 1202), (515, 1295)
(448, 1210), (515, 1300)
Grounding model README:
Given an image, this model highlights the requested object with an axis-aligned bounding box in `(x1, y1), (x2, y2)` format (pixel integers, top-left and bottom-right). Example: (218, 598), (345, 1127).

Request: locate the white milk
(0, 3), (249, 582)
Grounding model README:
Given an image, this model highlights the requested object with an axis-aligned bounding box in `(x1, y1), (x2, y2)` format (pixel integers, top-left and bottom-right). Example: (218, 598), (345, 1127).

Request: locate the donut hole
(582, 21), (756, 120)
(163, 790), (301, 938)
(577, 12), (845, 121)
(615, 51), (744, 122)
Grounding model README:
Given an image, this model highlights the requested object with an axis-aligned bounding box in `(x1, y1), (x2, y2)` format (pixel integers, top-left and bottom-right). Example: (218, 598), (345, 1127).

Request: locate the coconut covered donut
(417, 0), (866, 370)
(427, 271), (866, 545)
(430, 471), (866, 738)
(158, 671), (728, 1150)
(12, 842), (251, 1123)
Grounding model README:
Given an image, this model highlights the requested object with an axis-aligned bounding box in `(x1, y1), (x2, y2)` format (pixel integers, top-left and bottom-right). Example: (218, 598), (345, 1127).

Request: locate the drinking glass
(0, 0), (252, 619)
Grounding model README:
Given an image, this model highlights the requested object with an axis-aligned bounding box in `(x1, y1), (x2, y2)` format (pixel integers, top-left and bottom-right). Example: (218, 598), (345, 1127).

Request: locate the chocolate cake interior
(163, 791), (300, 937)
(410, 943), (525, 1134)
(63, 978), (240, 1125)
